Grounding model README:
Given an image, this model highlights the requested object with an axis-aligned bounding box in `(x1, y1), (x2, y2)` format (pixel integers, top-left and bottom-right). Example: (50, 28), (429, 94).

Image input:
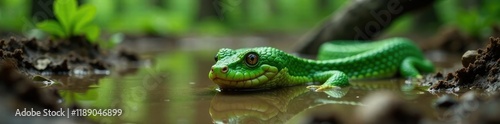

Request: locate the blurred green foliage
(36, 0), (100, 41)
(1, 0), (499, 38)
(87, 0), (347, 35)
(434, 0), (500, 38)
(384, 15), (414, 35)
(0, 0), (346, 36)
(0, 0), (28, 32)
(88, 0), (196, 35)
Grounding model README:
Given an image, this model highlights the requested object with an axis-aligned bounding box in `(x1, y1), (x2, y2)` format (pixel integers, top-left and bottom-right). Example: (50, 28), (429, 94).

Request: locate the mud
(425, 37), (500, 91)
(303, 90), (500, 124)
(0, 61), (93, 123)
(0, 61), (61, 110)
(0, 36), (138, 74)
(433, 91), (500, 123)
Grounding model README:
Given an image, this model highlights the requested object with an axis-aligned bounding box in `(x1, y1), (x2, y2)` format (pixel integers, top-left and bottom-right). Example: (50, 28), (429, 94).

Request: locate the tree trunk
(296, 0), (435, 55)
(198, 0), (219, 21)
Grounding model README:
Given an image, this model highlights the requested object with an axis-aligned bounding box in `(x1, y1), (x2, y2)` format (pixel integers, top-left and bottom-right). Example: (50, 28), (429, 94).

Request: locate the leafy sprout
(36, 0), (99, 42)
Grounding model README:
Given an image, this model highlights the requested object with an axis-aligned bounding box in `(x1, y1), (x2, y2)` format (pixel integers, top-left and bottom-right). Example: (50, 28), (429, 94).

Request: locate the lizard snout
(211, 65), (228, 74)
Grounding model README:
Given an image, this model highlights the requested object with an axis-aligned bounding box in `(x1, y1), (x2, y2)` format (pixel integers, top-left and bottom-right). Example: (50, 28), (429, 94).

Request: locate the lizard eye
(214, 54), (218, 62)
(245, 52), (259, 66)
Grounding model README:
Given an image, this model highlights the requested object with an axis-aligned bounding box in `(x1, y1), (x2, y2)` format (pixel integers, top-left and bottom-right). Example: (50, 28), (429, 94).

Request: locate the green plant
(36, 0), (99, 42)
(435, 0), (500, 38)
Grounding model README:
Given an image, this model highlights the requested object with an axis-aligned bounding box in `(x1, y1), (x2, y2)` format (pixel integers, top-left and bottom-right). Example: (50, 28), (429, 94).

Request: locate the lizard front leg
(306, 70), (350, 92)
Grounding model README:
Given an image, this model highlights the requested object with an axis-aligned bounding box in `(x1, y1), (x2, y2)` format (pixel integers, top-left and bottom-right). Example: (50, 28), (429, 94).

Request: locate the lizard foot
(306, 85), (341, 92)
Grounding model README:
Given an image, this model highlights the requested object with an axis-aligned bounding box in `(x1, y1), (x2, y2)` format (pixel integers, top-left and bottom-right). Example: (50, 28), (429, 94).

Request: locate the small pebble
(34, 58), (52, 70)
(461, 50), (479, 67)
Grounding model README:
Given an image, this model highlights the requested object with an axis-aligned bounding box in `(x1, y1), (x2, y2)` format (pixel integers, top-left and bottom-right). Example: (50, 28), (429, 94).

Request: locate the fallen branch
(296, 0), (435, 55)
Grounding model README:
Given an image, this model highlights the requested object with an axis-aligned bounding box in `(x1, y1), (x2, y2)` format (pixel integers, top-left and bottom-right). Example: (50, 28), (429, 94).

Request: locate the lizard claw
(406, 75), (424, 84)
(416, 75), (425, 82)
(306, 85), (320, 91)
(307, 85), (341, 92)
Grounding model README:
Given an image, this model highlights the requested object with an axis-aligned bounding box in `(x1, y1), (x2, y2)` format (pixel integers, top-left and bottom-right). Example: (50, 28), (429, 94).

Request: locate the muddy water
(40, 36), (468, 124)
(50, 37), (466, 123)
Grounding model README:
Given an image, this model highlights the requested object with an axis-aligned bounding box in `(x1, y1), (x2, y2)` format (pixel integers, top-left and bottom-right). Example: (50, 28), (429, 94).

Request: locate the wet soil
(0, 36), (139, 75)
(425, 37), (500, 91)
(0, 61), (61, 110)
(0, 61), (93, 123)
(304, 90), (500, 124)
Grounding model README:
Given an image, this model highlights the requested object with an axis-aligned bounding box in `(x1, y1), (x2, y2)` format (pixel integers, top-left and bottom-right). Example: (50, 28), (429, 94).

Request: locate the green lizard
(208, 37), (435, 91)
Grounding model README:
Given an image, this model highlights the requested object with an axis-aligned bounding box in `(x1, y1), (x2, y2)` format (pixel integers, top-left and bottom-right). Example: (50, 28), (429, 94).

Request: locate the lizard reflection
(209, 86), (352, 123)
(209, 80), (407, 123)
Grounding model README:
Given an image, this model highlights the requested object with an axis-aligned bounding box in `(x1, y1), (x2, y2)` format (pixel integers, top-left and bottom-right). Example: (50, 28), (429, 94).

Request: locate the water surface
(49, 48), (466, 124)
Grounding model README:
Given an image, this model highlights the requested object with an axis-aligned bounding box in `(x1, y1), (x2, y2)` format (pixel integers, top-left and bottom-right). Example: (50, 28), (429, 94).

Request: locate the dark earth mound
(425, 37), (500, 91)
(0, 61), (61, 110)
(433, 91), (500, 123)
(305, 90), (500, 124)
(0, 61), (93, 123)
(0, 36), (138, 75)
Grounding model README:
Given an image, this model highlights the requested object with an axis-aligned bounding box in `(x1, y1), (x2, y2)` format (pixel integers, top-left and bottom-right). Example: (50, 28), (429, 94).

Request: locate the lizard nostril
(221, 66), (228, 73)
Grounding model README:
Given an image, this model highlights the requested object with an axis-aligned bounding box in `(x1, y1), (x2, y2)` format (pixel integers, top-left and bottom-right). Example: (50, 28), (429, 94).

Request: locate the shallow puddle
(48, 48), (469, 124)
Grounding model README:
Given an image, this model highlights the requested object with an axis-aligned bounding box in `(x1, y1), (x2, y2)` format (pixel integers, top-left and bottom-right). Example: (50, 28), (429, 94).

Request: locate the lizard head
(208, 47), (287, 90)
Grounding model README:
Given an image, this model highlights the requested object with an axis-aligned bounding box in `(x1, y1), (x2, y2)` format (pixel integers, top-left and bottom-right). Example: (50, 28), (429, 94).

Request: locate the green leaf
(73, 4), (96, 34)
(80, 25), (100, 42)
(32, 75), (51, 82)
(54, 0), (77, 35)
(36, 20), (65, 38)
